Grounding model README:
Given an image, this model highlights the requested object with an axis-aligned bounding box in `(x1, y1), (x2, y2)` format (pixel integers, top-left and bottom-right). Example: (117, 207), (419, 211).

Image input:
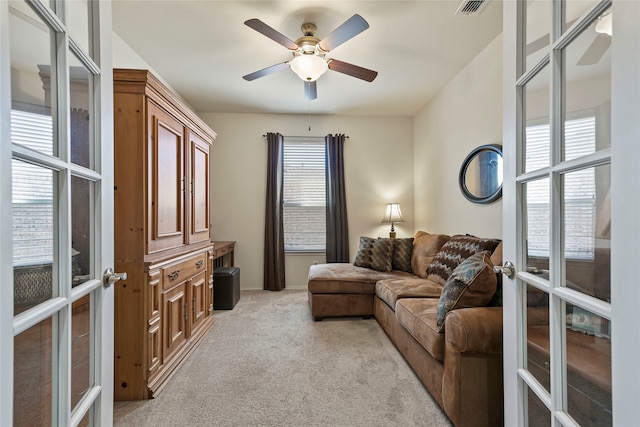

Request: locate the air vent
(454, 0), (490, 16)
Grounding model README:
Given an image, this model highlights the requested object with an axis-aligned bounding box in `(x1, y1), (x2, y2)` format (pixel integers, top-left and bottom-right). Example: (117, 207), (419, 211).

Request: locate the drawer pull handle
(196, 260), (204, 268)
(168, 270), (180, 280)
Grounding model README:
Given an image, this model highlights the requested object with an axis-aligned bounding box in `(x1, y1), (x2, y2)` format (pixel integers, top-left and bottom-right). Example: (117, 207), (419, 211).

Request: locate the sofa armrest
(442, 307), (504, 427)
(445, 307), (503, 354)
(442, 307), (503, 426)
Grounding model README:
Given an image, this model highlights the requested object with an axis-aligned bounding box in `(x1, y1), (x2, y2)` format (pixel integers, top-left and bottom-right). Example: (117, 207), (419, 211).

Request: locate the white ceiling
(111, 0), (503, 116)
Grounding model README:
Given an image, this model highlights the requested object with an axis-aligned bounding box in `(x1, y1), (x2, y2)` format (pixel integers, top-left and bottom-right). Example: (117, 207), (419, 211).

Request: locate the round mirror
(459, 144), (503, 204)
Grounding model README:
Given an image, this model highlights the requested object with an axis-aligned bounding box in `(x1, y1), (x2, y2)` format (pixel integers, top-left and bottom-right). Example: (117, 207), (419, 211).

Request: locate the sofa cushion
(353, 236), (393, 272)
(427, 234), (501, 285)
(308, 263), (414, 294)
(436, 251), (497, 331)
(395, 298), (445, 361)
(411, 231), (450, 278)
(391, 237), (414, 272)
(376, 278), (443, 310)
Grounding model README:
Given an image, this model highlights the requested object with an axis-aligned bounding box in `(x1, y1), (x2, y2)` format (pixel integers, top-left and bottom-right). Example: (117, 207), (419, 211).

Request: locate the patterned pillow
(354, 236), (376, 268)
(411, 231), (450, 278)
(391, 237), (414, 272)
(371, 238), (393, 272)
(353, 236), (393, 272)
(427, 234), (501, 285)
(436, 251), (497, 331)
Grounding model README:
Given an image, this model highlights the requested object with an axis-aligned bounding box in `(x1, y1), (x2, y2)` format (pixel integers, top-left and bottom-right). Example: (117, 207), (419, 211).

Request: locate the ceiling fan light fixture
(290, 54), (328, 82)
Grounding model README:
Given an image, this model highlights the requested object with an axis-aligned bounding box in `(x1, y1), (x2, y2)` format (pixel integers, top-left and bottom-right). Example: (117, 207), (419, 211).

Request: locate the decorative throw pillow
(391, 237), (414, 272)
(370, 238), (393, 272)
(411, 231), (450, 278)
(353, 236), (393, 272)
(426, 234), (501, 285)
(354, 236), (376, 268)
(436, 251), (497, 331)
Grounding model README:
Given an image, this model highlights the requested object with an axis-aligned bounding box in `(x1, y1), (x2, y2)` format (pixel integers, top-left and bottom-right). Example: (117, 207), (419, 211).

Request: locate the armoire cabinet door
(162, 282), (188, 363)
(189, 270), (208, 336)
(187, 131), (210, 244)
(147, 101), (185, 254)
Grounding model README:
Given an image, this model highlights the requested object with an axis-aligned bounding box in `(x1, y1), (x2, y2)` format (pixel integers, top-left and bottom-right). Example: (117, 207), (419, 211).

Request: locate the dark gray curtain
(264, 132), (286, 291)
(325, 134), (349, 263)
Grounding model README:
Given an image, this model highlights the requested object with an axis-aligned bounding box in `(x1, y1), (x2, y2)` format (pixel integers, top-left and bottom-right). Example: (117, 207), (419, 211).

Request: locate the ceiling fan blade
(577, 33), (610, 66)
(318, 14), (369, 52)
(242, 62), (290, 81)
(327, 59), (378, 82)
(304, 81), (317, 100)
(244, 19), (298, 50)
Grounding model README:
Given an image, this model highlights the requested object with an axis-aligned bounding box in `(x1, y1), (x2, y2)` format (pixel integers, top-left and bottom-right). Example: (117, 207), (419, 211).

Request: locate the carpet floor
(113, 289), (452, 427)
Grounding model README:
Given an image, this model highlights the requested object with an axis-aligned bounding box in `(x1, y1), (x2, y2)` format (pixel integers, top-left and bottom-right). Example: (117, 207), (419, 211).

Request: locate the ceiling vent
(454, 0), (490, 16)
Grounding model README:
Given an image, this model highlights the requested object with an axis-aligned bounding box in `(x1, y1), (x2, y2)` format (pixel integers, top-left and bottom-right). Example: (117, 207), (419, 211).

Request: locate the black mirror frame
(458, 144), (503, 204)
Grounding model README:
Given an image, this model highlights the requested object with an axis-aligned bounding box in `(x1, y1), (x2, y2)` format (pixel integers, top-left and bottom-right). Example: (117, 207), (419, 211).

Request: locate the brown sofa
(307, 232), (504, 427)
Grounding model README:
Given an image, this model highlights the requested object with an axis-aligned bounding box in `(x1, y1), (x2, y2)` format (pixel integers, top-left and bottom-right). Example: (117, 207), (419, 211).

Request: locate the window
(283, 137), (325, 251)
(526, 116), (596, 259)
(11, 109), (55, 266)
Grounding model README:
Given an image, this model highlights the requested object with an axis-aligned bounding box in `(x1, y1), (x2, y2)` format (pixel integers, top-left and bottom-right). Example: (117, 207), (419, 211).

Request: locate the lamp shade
(290, 54), (328, 82)
(381, 203), (404, 223)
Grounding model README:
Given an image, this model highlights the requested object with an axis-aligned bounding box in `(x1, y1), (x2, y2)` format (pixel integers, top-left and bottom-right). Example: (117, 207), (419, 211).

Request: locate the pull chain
(308, 99), (311, 131)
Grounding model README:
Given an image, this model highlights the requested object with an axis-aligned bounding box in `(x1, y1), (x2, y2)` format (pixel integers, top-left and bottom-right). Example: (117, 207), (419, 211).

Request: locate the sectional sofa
(307, 232), (504, 427)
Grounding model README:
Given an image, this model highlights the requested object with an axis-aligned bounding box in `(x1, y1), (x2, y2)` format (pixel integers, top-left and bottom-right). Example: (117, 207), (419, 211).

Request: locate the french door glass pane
(71, 295), (91, 411)
(78, 411), (90, 427)
(527, 285), (550, 392)
(13, 159), (56, 314)
(527, 384), (551, 427)
(9, 0), (56, 157)
(69, 51), (93, 169)
(14, 316), (53, 426)
(565, 303), (612, 426)
(525, 0), (551, 74)
(525, 66), (551, 173)
(71, 176), (93, 286)
(563, 164), (610, 301)
(563, 6), (611, 162)
(65, 0), (91, 56)
(566, 1), (599, 31)
(525, 178), (550, 279)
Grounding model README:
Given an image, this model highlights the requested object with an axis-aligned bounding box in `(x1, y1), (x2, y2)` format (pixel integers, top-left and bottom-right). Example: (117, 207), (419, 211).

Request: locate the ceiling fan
(526, 11), (612, 66)
(242, 14), (378, 100)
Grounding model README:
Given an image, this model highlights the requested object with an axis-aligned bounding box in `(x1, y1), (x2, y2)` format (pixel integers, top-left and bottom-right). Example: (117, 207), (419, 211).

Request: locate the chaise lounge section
(307, 232), (504, 427)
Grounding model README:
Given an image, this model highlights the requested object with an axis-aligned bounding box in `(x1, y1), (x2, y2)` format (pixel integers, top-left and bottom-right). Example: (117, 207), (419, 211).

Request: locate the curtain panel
(325, 134), (350, 263)
(264, 132), (286, 291)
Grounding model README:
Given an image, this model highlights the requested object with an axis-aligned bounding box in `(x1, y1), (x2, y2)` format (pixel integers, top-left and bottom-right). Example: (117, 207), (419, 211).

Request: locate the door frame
(502, 0), (640, 425)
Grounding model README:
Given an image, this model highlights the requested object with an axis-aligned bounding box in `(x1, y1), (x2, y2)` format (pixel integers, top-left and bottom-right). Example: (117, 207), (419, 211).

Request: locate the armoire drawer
(162, 252), (207, 289)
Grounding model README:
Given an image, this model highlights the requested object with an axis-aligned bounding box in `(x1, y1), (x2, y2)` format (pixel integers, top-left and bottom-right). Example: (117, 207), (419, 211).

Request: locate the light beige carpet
(113, 289), (451, 426)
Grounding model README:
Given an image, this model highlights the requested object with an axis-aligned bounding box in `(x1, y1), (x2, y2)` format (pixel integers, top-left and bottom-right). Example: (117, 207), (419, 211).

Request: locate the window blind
(11, 109), (55, 266)
(283, 139), (326, 251)
(525, 116), (596, 259)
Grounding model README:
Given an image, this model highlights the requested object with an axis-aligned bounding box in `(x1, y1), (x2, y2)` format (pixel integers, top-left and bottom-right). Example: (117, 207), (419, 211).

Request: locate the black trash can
(213, 266), (240, 310)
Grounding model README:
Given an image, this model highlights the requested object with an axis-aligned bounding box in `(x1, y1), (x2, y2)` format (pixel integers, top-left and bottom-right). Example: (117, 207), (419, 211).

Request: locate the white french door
(503, 0), (640, 425)
(0, 0), (115, 425)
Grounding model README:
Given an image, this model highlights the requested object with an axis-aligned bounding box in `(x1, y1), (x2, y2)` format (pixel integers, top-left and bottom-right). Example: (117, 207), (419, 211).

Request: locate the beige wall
(413, 34), (503, 240)
(200, 113), (414, 290)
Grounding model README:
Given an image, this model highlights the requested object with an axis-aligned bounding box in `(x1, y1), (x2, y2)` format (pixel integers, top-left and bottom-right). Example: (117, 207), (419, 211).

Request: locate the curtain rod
(262, 134), (349, 138)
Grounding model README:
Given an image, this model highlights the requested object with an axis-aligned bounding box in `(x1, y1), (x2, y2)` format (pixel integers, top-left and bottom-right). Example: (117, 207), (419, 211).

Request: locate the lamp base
(389, 231), (396, 239)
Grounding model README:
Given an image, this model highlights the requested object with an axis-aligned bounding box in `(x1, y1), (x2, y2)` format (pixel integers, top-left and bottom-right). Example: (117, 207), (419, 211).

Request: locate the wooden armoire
(113, 69), (217, 400)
